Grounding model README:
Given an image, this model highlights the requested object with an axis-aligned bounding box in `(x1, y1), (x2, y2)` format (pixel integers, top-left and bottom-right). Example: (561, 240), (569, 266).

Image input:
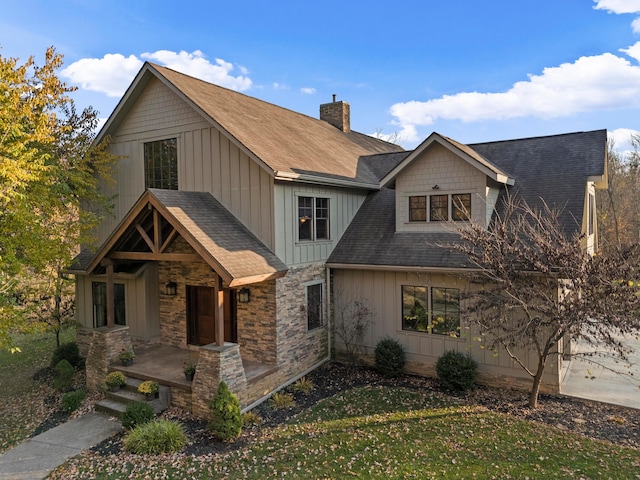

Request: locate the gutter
(275, 171), (379, 190)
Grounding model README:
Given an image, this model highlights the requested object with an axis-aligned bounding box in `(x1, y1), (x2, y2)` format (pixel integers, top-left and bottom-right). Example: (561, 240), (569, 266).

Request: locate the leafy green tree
(208, 381), (242, 441)
(0, 47), (117, 350)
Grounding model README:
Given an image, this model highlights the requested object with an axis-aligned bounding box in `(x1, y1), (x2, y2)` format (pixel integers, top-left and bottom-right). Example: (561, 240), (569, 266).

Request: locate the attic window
(144, 138), (178, 190)
(409, 193), (471, 223)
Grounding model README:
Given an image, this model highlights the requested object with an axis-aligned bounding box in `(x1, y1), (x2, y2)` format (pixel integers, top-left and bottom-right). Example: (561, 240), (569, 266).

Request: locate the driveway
(561, 333), (640, 409)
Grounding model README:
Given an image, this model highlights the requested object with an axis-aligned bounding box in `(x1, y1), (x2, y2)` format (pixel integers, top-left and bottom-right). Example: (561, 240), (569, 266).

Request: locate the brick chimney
(320, 94), (350, 133)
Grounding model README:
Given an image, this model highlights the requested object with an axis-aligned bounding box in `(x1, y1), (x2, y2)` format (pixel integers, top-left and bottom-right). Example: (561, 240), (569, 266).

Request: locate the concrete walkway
(0, 412), (122, 480)
(561, 334), (640, 409)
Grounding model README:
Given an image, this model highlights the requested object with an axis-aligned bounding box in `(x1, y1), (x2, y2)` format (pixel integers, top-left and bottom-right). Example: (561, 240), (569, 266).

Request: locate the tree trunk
(528, 355), (547, 408)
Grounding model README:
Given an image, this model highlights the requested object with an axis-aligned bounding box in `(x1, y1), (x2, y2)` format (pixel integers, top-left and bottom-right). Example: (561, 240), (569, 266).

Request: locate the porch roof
(85, 189), (288, 287)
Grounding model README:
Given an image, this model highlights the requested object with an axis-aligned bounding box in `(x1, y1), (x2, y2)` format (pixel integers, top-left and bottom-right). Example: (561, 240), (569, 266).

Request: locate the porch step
(95, 378), (171, 419)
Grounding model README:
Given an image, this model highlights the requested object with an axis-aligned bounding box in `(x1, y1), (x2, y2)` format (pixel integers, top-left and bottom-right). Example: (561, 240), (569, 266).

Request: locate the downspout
(241, 266), (334, 414)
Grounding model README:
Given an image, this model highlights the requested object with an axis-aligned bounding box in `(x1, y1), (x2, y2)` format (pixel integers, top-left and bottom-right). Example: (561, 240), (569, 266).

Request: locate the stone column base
(191, 343), (247, 418)
(85, 326), (133, 391)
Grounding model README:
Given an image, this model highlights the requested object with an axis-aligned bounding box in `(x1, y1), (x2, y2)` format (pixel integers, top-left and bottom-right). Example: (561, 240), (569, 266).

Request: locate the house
(70, 62), (607, 416)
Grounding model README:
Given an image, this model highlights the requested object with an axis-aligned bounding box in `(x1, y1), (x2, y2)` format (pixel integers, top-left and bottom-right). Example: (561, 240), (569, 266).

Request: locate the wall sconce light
(432, 184), (440, 190)
(165, 281), (177, 296)
(238, 287), (251, 303)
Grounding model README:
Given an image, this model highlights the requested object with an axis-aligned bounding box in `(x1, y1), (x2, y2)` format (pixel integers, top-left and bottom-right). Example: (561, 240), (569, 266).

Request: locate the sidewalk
(0, 412), (122, 480)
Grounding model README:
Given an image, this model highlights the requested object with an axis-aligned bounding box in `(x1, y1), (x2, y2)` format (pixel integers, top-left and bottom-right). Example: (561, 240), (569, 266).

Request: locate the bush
(121, 401), (155, 430)
(52, 359), (75, 392)
(124, 419), (186, 454)
(292, 376), (315, 394)
(51, 342), (81, 368)
(208, 381), (242, 441)
(374, 337), (406, 378)
(61, 389), (86, 413)
(270, 392), (296, 410)
(242, 411), (262, 426)
(436, 350), (478, 392)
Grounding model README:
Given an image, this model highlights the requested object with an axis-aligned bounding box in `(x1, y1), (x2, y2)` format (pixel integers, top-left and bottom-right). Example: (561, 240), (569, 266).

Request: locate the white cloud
(61, 50), (252, 98)
(389, 44), (640, 132)
(60, 53), (143, 97)
(593, 0), (640, 14)
(608, 128), (640, 157)
(300, 87), (316, 94)
(633, 17), (640, 33)
(272, 82), (290, 90)
(140, 50), (252, 91)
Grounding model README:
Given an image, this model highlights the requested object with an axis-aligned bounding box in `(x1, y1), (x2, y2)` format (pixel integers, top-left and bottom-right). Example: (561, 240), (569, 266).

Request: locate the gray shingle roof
(328, 130), (606, 269)
(327, 188), (472, 269)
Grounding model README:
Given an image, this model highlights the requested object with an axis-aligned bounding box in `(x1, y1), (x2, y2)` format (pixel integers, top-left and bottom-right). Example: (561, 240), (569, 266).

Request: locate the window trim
(143, 137), (178, 190)
(400, 283), (461, 337)
(92, 281), (126, 328)
(305, 280), (324, 331)
(296, 194), (332, 242)
(408, 192), (473, 223)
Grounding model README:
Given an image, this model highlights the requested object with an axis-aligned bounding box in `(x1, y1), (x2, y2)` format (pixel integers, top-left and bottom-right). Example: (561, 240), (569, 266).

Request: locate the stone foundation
(85, 325), (133, 391)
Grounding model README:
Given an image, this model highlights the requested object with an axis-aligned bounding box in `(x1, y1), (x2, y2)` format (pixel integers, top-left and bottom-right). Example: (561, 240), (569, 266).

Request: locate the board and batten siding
(395, 143), (489, 232)
(97, 76), (275, 250)
(274, 183), (368, 266)
(332, 268), (562, 393)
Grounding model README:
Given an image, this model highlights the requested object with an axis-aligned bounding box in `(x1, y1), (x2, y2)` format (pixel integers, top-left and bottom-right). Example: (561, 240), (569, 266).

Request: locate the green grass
(0, 328), (75, 452)
(51, 385), (640, 479)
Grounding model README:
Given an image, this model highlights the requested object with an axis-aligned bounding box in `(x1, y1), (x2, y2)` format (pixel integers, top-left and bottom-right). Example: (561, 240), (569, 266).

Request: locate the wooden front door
(187, 286), (237, 345)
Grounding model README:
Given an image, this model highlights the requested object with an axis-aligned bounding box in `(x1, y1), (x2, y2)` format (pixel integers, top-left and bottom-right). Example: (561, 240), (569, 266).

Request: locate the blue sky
(3, 0), (640, 153)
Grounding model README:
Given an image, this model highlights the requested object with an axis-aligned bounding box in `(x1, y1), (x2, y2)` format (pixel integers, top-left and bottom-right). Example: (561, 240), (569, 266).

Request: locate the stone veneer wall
(275, 263), (329, 379)
(236, 281), (277, 365)
(85, 325), (133, 391)
(76, 327), (93, 359)
(191, 343), (247, 417)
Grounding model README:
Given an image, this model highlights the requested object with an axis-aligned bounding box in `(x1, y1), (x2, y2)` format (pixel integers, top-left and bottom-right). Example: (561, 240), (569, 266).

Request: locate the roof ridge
(468, 129), (606, 147)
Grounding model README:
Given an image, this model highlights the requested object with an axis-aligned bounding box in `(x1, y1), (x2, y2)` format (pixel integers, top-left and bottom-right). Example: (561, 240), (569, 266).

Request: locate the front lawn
(52, 385), (640, 479)
(0, 329), (75, 452)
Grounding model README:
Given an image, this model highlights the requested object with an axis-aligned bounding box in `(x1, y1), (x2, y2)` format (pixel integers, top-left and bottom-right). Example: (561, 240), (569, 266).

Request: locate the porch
(112, 344), (278, 392)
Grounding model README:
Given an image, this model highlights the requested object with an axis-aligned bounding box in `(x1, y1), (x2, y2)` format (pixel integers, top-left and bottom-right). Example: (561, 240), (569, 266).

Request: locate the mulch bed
(37, 362), (640, 457)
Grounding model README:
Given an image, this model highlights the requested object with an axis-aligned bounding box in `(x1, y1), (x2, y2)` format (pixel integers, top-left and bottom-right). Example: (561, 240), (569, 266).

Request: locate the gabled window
(306, 282), (323, 330)
(92, 282), (126, 328)
(144, 138), (178, 190)
(409, 193), (472, 223)
(298, 196), (330, 241)
(401, 285), (460, 337)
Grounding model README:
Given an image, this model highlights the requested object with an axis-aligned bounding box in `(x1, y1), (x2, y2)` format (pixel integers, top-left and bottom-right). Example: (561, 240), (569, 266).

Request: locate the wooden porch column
(214, 275), (224, 346)
(102, 258), (115, 328)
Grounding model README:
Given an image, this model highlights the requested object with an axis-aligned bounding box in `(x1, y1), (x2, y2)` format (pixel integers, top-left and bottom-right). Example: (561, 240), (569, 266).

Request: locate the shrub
(52, 359), (75, 392)
(242, 411), (262, 426)
(121, 401), (155, 430)
(137, 380), (159, 396)
(51, 342), (81, 368)
(374, 337), (406, 378)
(61, 389), (86, 413)
(270, 392), (296, 410)
(436, 350), (478, 392)
(292, 376), (315, 394)
(208, 381), (242, 441)
(124, 419), (186, 454)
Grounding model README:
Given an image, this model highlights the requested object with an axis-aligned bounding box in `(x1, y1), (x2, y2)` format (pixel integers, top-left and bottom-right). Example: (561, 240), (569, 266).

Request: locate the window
(452, 194), (471, 221)
(409, 193), (472, 223)
(402, 285), (460, 337)
(92, 282), (126, 328)
(430, 195), (448, 221)
(298, 196), (330, 241)
(144, 138), (178, 190)
(409, 196), (427, 222)
(307, 283), (323, 330)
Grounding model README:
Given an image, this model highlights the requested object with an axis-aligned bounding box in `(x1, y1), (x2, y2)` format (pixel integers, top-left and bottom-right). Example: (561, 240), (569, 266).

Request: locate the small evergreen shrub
(121, 401), (155, 430)
(292, 376), (315, 394)
(436, 350), (478, 392)
(61, 389), (86, 413)
(270, 392), (296, 410)
(374, 337), (406, 378)
(51, 342), (81, 368)
(208, 381), (242, 441)
(124, 419), (187, 454)
(52, 359), (75, 392)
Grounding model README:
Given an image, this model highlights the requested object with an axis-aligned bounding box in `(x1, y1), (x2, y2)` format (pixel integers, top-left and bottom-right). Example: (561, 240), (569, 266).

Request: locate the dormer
(380, 133), (515, 233)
